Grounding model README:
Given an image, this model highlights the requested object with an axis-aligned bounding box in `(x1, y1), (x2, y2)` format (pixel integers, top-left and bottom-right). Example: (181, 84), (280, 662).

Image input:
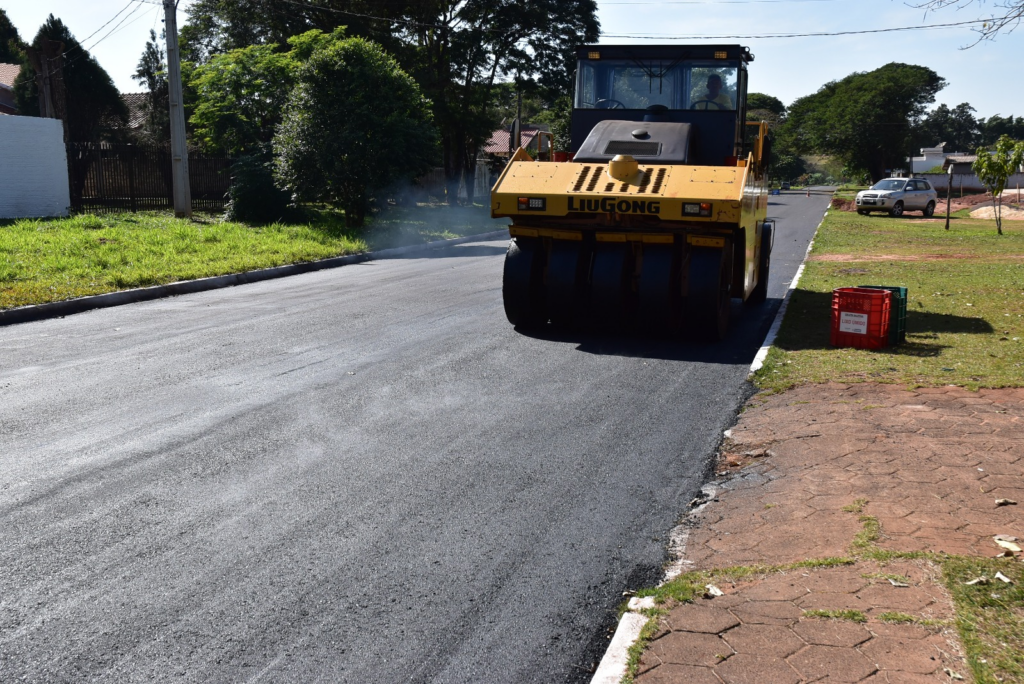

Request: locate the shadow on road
(513, 297), (783, 364)
(382, 243), (509, 260)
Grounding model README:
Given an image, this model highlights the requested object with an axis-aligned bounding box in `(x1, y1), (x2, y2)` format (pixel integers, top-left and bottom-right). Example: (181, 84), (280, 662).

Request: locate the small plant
(851, 515), (881, 550)
(972, 136), (1024, 235)
(803, 609), (868, 622)
(843, 498), (869, 513)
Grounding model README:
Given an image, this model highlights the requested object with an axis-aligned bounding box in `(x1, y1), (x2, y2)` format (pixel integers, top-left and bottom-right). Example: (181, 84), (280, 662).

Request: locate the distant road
(0, 189), (832, 683)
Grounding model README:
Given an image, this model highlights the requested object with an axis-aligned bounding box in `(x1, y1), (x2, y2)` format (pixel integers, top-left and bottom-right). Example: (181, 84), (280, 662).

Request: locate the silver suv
(855, 178), (938, 217)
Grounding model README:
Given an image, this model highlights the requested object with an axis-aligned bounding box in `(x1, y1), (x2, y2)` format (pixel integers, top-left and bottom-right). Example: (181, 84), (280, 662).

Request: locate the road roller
(491, 44), (773, 340)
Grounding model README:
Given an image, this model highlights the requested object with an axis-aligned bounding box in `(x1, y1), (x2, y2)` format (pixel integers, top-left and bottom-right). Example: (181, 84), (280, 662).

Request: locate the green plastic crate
(859, 285), (907, 345)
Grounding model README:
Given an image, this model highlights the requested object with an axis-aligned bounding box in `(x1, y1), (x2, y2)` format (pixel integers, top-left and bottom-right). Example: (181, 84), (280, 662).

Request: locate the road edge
(589, 204), (832, 684)
(0, 228), (511, 327)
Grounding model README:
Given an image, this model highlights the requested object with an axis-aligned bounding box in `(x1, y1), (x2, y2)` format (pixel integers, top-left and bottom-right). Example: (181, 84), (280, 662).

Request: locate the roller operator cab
(491, 45), (774, 341)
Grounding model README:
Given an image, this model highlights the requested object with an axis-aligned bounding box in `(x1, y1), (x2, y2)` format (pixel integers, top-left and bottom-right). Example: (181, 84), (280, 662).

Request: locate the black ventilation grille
(603, 140), (662, 156)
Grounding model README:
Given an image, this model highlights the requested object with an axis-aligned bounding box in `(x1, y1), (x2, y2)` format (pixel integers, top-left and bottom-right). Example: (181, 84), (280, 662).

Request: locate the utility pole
(164, 0), (191, 218)
(27, 40), (68, 140)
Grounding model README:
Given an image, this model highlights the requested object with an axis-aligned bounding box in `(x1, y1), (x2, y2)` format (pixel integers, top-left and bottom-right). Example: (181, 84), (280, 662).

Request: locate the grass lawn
(0, 204), (506, 310)
(755, 211), (1024, 391)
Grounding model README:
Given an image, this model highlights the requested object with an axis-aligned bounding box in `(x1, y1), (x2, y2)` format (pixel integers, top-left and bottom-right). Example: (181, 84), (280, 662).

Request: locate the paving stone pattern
(636, 384), (1024, 683)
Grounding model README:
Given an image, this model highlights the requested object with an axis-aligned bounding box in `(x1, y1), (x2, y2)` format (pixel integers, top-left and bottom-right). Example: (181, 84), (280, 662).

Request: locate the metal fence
(66, 143), (232, 213)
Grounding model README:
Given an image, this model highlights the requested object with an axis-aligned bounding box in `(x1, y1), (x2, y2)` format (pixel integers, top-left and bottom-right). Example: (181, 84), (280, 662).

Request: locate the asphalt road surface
(0, 190), (833, 683)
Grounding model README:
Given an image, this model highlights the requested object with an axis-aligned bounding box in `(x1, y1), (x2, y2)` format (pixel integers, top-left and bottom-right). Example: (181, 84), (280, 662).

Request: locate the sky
(3, 0), (1022, 142)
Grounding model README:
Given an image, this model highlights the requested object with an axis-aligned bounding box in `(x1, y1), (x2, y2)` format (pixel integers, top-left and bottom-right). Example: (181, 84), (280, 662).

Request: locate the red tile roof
(483, 129), (540, 155)
(0, 63), (21, 89)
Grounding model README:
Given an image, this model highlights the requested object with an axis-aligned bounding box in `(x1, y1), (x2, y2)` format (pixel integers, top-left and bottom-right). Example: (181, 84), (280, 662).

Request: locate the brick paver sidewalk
(634, 383), (1024, 684)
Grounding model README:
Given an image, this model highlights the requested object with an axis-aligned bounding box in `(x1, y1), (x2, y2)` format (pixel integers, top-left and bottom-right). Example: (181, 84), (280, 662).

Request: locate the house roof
(483, 129), (539, 155)
(942, 154), (978, 171)
(121, 92), (150, 129)
(0, 63), (21, 90)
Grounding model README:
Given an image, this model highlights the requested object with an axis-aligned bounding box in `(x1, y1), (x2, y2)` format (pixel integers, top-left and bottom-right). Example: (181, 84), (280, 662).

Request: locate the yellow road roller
(491, 44), (772, 340)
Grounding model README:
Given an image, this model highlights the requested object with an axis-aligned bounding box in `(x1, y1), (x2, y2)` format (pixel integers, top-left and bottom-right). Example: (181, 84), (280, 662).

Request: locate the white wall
(0, 116), (70, 218)
(921, 172), (1024, 195)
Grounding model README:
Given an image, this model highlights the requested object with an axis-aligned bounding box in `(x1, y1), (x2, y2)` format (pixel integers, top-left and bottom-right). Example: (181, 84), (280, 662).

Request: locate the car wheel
(923, 201), (936, 217)
(889, 201), (904, 218)
(857, 209), (868, 215)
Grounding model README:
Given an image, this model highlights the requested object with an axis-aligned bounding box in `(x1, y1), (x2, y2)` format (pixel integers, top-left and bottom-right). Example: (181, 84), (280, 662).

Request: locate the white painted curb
(589, 485), (718, 683)
(590, 613), (648, 684)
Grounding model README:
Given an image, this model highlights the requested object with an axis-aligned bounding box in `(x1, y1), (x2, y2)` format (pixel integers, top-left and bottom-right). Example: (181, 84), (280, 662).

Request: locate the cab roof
(576, 45), (754, 63)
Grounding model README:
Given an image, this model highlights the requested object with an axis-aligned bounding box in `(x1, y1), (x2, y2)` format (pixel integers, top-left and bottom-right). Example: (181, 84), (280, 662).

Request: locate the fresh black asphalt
(0, 190), (832, 683)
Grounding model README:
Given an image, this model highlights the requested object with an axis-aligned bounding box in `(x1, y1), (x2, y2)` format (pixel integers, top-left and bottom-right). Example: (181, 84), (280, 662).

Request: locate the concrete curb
(0, 228), (510, 327)
(589, 484), (719, 684)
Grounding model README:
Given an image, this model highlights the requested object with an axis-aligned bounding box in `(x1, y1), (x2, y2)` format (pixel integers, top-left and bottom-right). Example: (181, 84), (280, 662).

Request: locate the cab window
(574, 59), (739, 111)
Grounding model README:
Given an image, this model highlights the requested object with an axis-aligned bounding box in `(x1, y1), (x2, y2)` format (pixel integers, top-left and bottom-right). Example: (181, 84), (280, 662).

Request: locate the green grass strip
(753, 210), (1024, 391)
(0, 205), (504, 310)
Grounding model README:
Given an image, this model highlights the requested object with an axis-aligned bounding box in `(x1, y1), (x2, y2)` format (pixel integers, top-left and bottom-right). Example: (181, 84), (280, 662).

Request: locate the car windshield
(575, 59), (739, 111)
(871, 180), (906, 191)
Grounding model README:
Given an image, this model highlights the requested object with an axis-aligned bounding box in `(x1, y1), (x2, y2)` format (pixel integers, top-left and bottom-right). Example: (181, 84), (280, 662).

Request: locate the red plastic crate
(830, 287), (891, 350)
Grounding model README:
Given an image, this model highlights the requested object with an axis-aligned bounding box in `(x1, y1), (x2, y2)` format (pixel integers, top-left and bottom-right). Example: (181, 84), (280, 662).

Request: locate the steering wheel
(691, 99), (724, 110)
(595, 99), (626, 110)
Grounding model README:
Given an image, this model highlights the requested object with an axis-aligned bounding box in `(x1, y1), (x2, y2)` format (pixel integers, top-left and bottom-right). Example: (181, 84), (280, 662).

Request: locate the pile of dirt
(970, 203), (1024, 220)
(947, 192), (994, 213)
(830, 197), (856, 212)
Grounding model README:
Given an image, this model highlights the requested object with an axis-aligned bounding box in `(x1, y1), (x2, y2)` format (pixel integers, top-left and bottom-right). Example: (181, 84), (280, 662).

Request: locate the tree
(973, 135), (1024, 235)
(181, 0), (600, 203)
(274, 37), (438, 226)
(14, 15), (127, 142)
(782, 63), (945, 182)
(979, 114), (1024, 145)
(770, 154), (807, 184)
(913, 0), (1024, 41)
(0, 9), (27, 64)
(747, 93), (785, 116)
(132, 30), (170, 145)
(914, 103), (980, 153)
(188, 28), (344, 155)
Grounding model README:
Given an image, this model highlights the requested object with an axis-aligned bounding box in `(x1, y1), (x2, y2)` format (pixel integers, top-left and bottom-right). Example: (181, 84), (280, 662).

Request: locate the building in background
(0, 63), (21, 114)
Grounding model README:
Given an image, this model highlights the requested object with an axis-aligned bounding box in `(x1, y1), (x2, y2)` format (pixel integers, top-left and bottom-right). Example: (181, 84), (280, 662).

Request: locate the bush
(274, 37), (438, 227)
(224, 152), (294, 225)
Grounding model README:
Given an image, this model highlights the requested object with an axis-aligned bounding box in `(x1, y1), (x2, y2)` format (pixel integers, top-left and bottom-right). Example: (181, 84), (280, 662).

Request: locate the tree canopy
(189, 29), (343, 156)
(274, 36), (438, 226)
(914, 103), (980, 153)
(747, 93), (785, 117)
(182, 0), (599, 202)
(782, 63), (945, 182)
(0, 9), (27, 64)
(14, 15), (127, 142)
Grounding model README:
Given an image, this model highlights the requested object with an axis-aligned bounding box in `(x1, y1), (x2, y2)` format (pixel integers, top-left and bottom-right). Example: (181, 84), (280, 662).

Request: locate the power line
(600, 16), (1003, 39)
(603, 0), (851, 4)
(71, 0), (137, 50)
(85, 1), (149, 53)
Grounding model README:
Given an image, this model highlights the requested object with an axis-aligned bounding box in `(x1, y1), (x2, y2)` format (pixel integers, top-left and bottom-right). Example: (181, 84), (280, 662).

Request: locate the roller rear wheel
(636, 244), (676, 331)
(685, 246), (732, 341)
(589, 243), (633, 327)
(546, 240), (587, 326)
(502, 239), (545, 326)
